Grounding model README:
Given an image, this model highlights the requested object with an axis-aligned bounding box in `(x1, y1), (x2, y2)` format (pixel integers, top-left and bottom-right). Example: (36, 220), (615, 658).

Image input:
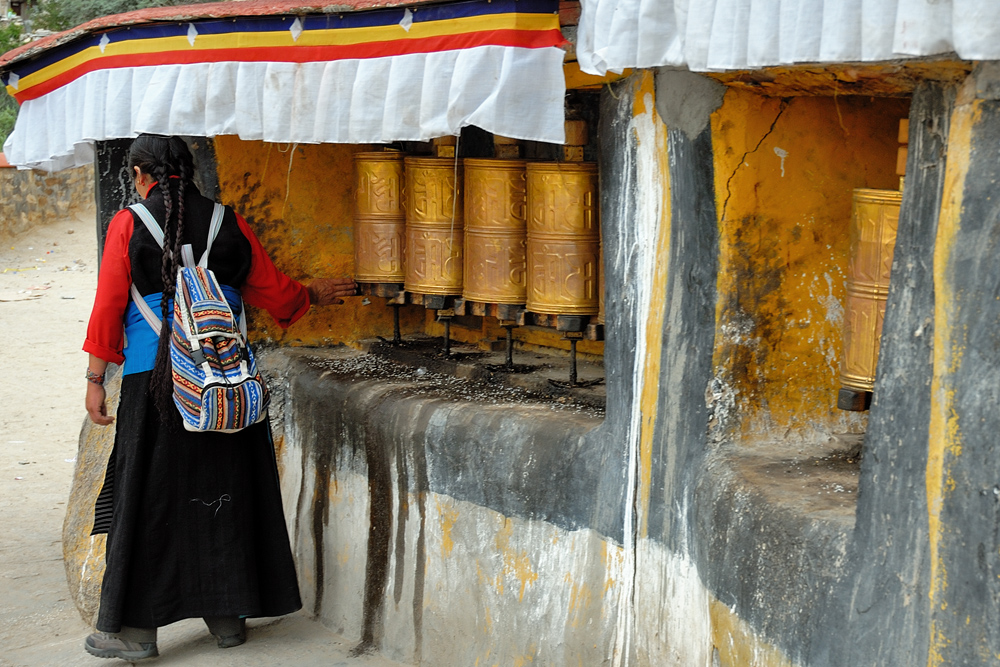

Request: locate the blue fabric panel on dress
(122, 285), (243, 376)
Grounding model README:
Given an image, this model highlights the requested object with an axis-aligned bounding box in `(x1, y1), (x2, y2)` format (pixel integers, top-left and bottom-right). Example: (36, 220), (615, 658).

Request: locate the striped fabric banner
(1, 0), (568, 171)
(4, 0), (564, 102)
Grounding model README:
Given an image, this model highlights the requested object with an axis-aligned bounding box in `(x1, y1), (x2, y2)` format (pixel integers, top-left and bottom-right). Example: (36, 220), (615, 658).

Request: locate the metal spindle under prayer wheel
(502, 321), (516, 370)
(438, 309), (453, 357)
(391, 303), (402, 344)
(566, 332), (583, 387)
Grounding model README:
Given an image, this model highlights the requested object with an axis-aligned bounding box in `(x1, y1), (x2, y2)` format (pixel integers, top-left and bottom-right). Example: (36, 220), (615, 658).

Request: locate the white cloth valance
(577, 0), (998, 75)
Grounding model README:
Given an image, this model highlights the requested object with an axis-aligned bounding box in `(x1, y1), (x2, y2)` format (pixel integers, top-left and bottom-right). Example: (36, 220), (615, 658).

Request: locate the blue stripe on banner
(7, 0), (558, 81)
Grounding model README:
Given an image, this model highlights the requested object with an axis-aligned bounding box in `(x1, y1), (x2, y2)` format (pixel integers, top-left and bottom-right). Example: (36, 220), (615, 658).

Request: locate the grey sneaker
(84, 632), (159, 660)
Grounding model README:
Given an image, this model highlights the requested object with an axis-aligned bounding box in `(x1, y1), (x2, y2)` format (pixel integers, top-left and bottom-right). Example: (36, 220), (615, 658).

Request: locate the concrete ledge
(266, 347), (607, 537)
(260, 347), (863, 664)
(695, 440), (857, 663)
(62, 346), (870, 664)
(262, 347), (613, 665)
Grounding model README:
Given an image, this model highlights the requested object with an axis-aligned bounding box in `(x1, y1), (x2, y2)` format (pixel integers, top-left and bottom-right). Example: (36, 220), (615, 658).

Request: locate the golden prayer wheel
(354, 152), (406, 283)
(463, 159), (528, 304)
(404, 157), (465, 295)
(525, 162), (600, 315)
(840, 188), (901, 395)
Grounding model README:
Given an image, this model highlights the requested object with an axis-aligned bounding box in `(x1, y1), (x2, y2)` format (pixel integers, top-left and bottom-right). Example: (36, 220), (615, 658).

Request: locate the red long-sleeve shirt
(84, 208), (310, 365)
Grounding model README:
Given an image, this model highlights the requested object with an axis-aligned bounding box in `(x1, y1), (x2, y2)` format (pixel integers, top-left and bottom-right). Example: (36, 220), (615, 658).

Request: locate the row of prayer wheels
(353, 152), (602, 319)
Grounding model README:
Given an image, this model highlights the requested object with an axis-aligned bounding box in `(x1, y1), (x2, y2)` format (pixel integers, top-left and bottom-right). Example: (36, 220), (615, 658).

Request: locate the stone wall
(0, 163), (95, 238)
(63, 64), (1000, 666)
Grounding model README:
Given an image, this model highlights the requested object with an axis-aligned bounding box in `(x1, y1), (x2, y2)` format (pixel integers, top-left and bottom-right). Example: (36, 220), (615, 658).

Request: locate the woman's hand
(86, 380), (114, 426)
(307, 278), (358, 306)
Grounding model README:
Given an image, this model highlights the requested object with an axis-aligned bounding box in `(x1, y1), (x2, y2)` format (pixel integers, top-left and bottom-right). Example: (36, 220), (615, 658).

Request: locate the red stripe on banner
(13, 28), (565, 102)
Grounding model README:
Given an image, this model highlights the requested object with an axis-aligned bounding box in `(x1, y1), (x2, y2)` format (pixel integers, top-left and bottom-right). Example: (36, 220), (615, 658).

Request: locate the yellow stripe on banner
(13, 13), (559, 95)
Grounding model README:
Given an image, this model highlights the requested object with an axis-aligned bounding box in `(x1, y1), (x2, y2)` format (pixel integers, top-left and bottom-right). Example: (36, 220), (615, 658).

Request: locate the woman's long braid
(128, 135), (197, 422)
(174, 148), (189, 261)
(148, 142), (193, 420)
(154, 164), (175, 313)
(147, 162), (177, 418)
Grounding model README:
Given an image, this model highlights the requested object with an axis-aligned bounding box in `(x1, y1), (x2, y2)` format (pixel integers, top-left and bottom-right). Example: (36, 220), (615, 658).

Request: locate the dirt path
(0, 213), (403, 667)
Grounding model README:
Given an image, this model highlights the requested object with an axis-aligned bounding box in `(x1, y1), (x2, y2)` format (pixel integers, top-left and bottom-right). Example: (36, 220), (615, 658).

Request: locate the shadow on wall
(0, 161), (95, 238)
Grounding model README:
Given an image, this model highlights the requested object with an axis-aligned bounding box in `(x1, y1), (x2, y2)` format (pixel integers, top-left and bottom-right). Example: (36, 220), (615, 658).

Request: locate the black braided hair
(128, 135), (195, 421)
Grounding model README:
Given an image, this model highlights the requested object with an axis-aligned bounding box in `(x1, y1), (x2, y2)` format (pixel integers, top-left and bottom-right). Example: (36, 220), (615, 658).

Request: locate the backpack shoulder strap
(198, 203), (226, 268)
(127, 204), (165, 333)
(130, 283), (162, 333)
(238, 298), (248, 340)
(128, 203), (164, 249)
(181, 244), (196, 268)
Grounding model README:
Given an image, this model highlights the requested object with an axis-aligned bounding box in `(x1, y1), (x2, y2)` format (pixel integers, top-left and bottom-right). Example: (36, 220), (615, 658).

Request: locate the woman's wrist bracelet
(85, 369), (105, 385)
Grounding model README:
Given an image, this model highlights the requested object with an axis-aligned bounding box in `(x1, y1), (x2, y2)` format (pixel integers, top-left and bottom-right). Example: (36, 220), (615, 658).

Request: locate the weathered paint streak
(437, 497), (460, 558)
(709, 599), (796, 667)
(600, 538), (624, 600)
(635, 73), (673, 542)
(566, 573), (594, 628)
(495, 518), (540, 602)
(610, 70), (672, 666)
(633, 538), (712, 666)
(926, 86), (976, 667)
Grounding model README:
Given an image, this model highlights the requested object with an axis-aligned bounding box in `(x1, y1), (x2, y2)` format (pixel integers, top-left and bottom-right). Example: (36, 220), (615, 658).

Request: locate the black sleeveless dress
(91, 185), (302, 632)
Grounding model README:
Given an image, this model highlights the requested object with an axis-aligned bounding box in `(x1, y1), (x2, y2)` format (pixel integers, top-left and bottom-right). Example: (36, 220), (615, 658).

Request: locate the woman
(82, 135), (355, 660)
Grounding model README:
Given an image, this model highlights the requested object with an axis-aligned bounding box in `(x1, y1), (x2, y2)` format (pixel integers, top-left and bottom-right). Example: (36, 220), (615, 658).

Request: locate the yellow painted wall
(711, 91), (910, 443)
(213, 137), (425, 346)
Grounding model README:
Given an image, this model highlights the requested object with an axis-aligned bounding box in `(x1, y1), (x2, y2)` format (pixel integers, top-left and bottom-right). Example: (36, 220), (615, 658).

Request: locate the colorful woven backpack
(129, 202), (270, 432)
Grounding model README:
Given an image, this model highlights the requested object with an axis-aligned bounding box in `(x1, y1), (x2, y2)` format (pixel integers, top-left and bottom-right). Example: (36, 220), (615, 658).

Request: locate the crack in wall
(720, 101), (788, 223)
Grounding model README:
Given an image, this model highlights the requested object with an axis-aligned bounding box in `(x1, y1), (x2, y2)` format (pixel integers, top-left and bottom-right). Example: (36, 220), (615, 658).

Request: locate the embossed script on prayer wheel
(463, 159), (528, 304)
(404, 157), (464, 295)
(354, 152), (405, 283)
(525, 162), (600, 315)
(840, 188), (901, 395)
